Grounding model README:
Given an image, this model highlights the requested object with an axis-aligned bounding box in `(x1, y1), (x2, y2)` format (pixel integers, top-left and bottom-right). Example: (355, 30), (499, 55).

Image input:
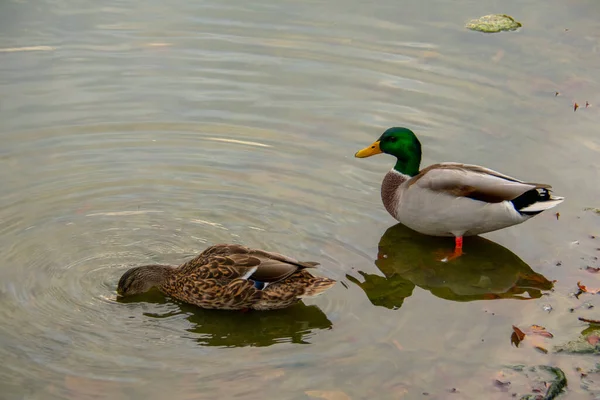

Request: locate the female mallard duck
(355, 127), (564, 260)
(117, 243), (336, 310)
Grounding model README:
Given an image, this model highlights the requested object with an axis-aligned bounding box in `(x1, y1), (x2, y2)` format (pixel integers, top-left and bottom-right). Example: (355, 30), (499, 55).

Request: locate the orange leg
(455, 236), (463, 253)
(439, 236), (464, 262)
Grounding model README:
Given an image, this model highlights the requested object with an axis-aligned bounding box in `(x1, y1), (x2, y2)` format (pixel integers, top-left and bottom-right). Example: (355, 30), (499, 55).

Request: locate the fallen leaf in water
(493, 379), (511, 392)
(586, 266), (600, 273)
(529, 325), (554, 338)
(512, 325), (526, 340)
(512, 325), (526, 346)
(578, 281), (600, 294)
(578, 317), (600, 324)
(574, 102), (579, 111)
(512, 325), (555, 349)
(555, 212), (560, 220)
(306, 390), (352, 400)
(555, 92), (560, 96)
(586, 101), (590, 108)
(586, 335), (600, 345)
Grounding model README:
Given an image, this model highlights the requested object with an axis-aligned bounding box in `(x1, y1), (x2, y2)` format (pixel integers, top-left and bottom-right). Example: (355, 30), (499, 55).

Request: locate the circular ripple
(0, 0), (496, 396)
(0, 119), (380, 395)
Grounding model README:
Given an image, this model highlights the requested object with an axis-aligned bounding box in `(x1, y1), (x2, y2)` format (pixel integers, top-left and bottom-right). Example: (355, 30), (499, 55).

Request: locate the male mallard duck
(117, 244), (336, 310)
(355, 127), (564, 260)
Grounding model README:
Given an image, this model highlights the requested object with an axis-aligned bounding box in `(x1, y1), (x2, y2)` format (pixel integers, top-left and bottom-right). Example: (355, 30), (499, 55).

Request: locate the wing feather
(409, 163), (551, 202)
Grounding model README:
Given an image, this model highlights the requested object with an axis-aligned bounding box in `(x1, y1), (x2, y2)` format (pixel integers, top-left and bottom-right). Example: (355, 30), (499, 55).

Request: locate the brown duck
(117, 244), (336, 310)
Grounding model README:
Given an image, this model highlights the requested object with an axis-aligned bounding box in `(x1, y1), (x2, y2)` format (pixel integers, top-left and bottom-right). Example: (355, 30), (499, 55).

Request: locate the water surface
(1, 0), (600, 398)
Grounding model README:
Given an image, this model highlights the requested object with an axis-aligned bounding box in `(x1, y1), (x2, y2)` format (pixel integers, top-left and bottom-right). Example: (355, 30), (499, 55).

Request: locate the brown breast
(381, 170), (408, 218)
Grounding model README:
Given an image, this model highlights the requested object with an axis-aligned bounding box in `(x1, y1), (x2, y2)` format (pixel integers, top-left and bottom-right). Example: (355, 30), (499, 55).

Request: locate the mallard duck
(117, 244), (336, 310)
(355, 127), (564, 260)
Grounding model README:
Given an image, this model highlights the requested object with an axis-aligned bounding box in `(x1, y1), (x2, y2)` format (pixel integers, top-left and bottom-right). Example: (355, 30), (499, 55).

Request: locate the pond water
(1, 0), (600, 398)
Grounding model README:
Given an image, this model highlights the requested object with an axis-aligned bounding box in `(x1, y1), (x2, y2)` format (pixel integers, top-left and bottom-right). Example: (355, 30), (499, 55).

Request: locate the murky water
(1, 0), (600, 398)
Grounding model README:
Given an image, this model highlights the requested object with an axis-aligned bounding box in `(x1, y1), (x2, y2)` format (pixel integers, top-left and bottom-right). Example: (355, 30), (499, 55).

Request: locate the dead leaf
(512, 325), (554, 349)
(586, 101), (590, 108)
(493, 379), (511, 392)
(555, 212), (560, 220)
(578, 281), (600, 294)
(529, 325), (554, 338)
(555, 92), (560, 96)
(306, 391), (352, 400)
(574, 102), (579, 111)
(512, 325), (526, 346)
(579, 317), (600, 325)
(585, 266), (600, 273)
(586, 335), (600, 345)
(512, 325), (526, 340)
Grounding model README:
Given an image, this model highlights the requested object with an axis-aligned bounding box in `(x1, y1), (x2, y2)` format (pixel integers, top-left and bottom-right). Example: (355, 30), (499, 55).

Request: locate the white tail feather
(519, 196), (565, 213)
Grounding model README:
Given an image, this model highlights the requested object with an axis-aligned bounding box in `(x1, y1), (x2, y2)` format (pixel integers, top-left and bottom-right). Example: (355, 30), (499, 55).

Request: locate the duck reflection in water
(347, 223), (554, 310)
(117, 289), (332, 348)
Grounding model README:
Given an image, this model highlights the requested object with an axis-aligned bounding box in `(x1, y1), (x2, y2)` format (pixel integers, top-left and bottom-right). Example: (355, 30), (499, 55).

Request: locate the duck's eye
(388, 137), (397, 143)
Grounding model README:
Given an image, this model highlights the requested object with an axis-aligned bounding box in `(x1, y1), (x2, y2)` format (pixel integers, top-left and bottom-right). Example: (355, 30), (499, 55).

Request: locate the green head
(355, 127), (422, 176)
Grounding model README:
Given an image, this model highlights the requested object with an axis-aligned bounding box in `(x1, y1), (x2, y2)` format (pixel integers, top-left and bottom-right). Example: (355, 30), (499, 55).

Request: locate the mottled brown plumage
(117, 244), (336, 310)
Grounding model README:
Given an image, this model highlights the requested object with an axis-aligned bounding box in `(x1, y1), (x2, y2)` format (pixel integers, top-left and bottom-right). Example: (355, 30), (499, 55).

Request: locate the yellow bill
(355, 141), (382, 158)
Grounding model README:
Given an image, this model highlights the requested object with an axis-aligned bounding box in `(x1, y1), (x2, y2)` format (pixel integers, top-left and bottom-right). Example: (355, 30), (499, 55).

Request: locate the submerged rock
(554, 328), (600, 354)
(502, 365), (567, 400)
(465, 14), (522, 33)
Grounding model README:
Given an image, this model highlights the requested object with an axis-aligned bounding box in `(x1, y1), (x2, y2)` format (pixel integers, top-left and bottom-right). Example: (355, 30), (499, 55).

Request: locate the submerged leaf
(578, 281), (600, 294)
(512, 325), (526, 346)
(493, 379), (511, 392)
(529, 325), (554, 338)
(579, 317), (600, 325)
(586, 335), (600, 346)
(513, 325), (526, 340)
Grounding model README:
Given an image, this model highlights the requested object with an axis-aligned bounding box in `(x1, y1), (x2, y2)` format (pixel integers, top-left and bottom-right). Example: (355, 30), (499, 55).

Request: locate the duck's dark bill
(355, 141), (382, 158)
